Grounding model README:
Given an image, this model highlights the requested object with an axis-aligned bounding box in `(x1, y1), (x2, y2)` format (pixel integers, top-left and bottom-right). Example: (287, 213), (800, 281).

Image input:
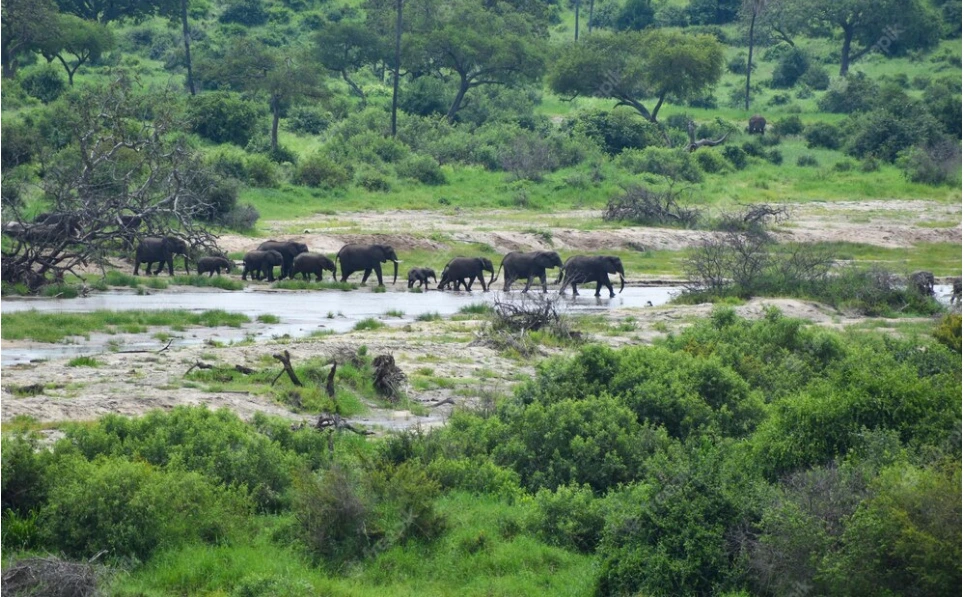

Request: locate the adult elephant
(748, 115), (766, 135)
(257, 240), (309, 279)
(291, 252), (337, 282)
(557, 255), (626, 298)
(336, 244), (400, 286)
(134, 236), (190, 276)
(495, 250), (564, 293)
(910, 270), (935, 296)
(438, 257), (495, 292)
(242, 250), (284, 282)
(407, 267), (437, 289)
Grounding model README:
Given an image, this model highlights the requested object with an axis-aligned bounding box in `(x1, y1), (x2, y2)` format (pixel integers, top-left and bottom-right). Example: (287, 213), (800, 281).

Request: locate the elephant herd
(132, 238), (628, 297)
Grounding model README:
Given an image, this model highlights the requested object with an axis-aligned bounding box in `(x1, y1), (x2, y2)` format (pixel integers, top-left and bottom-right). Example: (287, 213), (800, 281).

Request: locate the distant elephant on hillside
(336, 244), (400, 286)
(242, 250), (284, 282)
(257, 240), (309, 279)
(748, 115), (766, 135)
(197, 256), (233, 276)
(557, 255), (626, 298)
(952, 277), (962, 304)
(291, 252), (337, 282)
(437, 257), (495, 292)
(134, 236), (190, 276)
(495, 251), (564, 293)
(407, 267), (437, 289)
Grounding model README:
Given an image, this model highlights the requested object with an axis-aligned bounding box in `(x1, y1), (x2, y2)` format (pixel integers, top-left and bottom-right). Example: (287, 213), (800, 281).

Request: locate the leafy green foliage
(17, 63), (66, 103)
(188, 91), (261, 146)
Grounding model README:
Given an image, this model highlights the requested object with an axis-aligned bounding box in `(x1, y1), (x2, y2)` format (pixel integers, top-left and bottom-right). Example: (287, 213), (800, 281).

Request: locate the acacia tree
(0, 0), (60, 78)
(1, 77), (220, 291)
(411, 0), (546, 122)
(786, 0), (941, 75)
(549, 30), (724, 124)
(313, 21), (384, 104)
(195, 38), (325, 152)
(38, 14), (114, 85)
(55, 0), (177, 23)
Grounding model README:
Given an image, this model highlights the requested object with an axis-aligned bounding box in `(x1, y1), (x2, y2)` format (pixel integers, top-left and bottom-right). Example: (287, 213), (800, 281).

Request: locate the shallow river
(1, 286), (683, 366)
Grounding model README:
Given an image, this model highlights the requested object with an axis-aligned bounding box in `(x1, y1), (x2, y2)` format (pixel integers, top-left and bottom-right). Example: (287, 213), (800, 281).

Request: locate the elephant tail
(492, 257), (506, 286)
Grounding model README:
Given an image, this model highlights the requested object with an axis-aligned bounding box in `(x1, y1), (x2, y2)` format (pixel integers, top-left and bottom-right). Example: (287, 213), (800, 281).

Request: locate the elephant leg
(477, 274), (487, 292)
(594, 281), (603, 297)
(604, 278), (615, 298)
(361, 268), (372, 284)
(133, 261), (141, 276)
(572, 282), (579, 296)
(522, 275), (534, 293)
(340, 269), (350, 283)
(374, 266), (384, 286)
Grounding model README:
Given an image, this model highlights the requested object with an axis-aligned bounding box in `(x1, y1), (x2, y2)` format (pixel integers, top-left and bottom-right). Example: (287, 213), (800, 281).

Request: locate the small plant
(353, 318), (385, 331)
(416, 312), (442, 322)
(383, 309), (405, 318)
(797, 154), (819, 167)
(256, 314), (281, 324)
(458, 303), (494, 315)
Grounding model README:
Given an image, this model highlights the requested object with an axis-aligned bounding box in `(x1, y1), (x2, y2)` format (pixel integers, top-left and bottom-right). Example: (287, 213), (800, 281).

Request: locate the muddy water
(1, 286), (682, 365)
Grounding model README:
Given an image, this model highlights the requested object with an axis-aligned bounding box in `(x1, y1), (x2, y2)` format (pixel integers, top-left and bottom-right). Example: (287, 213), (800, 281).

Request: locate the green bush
(529, 484), (605, 553)
(804, 122), (841, 149)
(285, 105), (331, 135)
(897, 142), (961, 185)
(18, 64), (67, 104)
(1, 119), (36, 171)
(1, 434), (50, 516)
(571, 109), (664, 155)
(353, 165), (392, 191)
(207, 146), (249, 181)
(770, 47), (811, 88)
(923, 78), (962, 138)
(818, 74), (879, 113)
(294, 153), (350, 188)
(694, 148), (731, 173)
(220, 0), (269, 25)
(765, 149), (783, 165)
(771, 115), (803, 136)
(43, 457), (249, 559)
(722, 145), (748, 170)
(797, 154), (819, 167)
(400, 76), (451, 117)
(396, 154), (447, 185)
(617, 146), (703, 182)
(800, 65), (830, 90)
(188, 92), (261, 146)
(933, 314), (962, 353)
(244, 154), (280, 188)
(845, 109), (942, 162)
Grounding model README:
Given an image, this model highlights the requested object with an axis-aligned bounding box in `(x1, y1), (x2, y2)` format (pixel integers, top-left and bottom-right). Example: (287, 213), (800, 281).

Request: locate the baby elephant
(407, 267), (437, 289)
(242, 249), (284, 282)
(291, 252), (337, 282)
(197, 256), (233, 277)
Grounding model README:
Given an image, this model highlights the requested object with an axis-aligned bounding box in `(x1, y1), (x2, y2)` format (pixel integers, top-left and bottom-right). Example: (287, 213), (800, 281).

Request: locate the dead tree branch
(271, 350), (302, 386)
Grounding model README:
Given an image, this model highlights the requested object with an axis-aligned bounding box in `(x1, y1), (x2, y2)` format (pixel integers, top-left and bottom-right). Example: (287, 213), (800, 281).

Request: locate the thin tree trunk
(391, 0), (402, 137)
(181, 0), (195, 95)
(270, 99), (280, 152)
(588, 0), (595, 34)
(446, 78), (470, 123)
(839, 23), (853, 76)
(342, 70), (366, 103)
(574, 0), (580, 42)
(744, 9), (756, 111)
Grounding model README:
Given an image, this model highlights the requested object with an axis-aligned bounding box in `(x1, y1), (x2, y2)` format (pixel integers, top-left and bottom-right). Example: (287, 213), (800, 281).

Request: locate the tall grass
(2, 310), (250, 343)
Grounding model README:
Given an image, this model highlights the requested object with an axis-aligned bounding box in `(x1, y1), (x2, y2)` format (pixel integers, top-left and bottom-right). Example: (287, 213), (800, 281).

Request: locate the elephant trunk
(392, 260), (399, 285)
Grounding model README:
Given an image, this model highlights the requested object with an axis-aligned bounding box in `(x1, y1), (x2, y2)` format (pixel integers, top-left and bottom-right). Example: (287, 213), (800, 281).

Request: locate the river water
(1, 286), (683, 366)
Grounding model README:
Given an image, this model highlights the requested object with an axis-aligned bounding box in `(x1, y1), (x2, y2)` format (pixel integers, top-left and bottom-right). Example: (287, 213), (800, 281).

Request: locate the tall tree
(1, 0), (60, 78)
(790, 0), (941, 75)
(411, 0), (547, 122)
(742, 0), (767, 110)
(391, 0), (403, 136)
(549, 30), (724, 124)
(38, 14), (114, 85)
(314, 21), (384, 104)
(180, 0), (195, 94)
(195, 38), (325, 152)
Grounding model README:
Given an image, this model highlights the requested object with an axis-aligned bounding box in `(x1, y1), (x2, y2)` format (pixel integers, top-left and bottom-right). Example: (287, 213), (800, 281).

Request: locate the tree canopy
(549, 30), (724, 124)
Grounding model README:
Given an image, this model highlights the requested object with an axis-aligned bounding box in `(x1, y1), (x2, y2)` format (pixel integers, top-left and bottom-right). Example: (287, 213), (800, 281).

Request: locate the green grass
(353, 318), (386, 331)
(170, 275), (244, 291)
(66, 356), (101, 367)
(458, 303), (494, 315)
(272, 279), (358, 291)
(383, 309), (405, 318)
(256, 314), (281, 324)
(802, 242), (962, 276)
(416, 312), (443, 322)
(2, 310), (250, 343)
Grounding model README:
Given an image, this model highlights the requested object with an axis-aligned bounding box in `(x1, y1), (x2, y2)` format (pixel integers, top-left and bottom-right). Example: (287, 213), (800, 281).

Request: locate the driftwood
(184, 361), (214, 376)
(119, 338), (174, 354)
(326, 363), (337, 398)
(431, 397), (455, 407)
(687, 120), (728, 152)
(315, 413), (373, 435)
(1, 555), (102, 597)
(271, 350), (302, 386)
(372, 354), (406, 401)
(234, 365), (255, 375)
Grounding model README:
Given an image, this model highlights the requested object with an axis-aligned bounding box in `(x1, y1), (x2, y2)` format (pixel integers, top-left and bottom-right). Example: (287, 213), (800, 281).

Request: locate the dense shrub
(244, 154), (280, 187)
(771, 115), (803, 136)
(571, 109), (664, 155)
(528, 484), (605, 553)
(845, 108), (943, 162)
(18, 64), (67, 104)
(222, 203), (261, 231)
(219, 0), (269, 25)
(797, 154), (819, 167)
(193, 174), (239, 222)
(800, 65), (831, 90)
(396, 154), (447, 185)
(897, 141), (962, 185)
(294, 153), (351, 188)
(43, 457), (249, 559)
(933, 314), (962, 353)
(818, 74), (879, 113)
(803, 122), (842, 149)
(400, 77), (450, 117)
(284, 105), (331, 135)
(615, 0), (655, 30)
(770, 47), (811, 88)
(617, 147), (703, 182)
(1, 120), (36, 171)
(353, 165), (392, 191)
(207, 146), (249, 181)
(188, 92), (260, 146)
(923, 78), (962, 138)
(1, 434), (50, 516)
(694, 148), (731, 173)
(722, 145), (748, 170)
(501, 135), (557, 182)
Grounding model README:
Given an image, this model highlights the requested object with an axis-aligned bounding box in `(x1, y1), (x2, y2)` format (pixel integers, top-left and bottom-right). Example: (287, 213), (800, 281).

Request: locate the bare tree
(1, 75), (221, 291)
